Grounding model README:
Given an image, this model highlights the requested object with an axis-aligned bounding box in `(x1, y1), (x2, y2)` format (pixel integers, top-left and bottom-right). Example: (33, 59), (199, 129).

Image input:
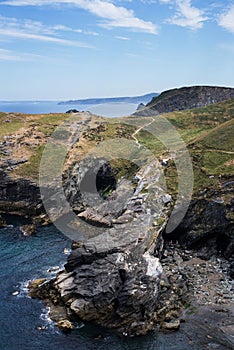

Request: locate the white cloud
(0, 16), (93, 47)
(115, 35), (130, 40)
(167, 0), (208, 30)
(1, 0), (158, 34)
(0, 48), (42, 61)
(218, 5), (234, 33)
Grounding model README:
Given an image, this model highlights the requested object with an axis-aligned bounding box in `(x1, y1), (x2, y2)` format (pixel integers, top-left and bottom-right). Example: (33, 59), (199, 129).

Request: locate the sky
(0, 0), (234, 100)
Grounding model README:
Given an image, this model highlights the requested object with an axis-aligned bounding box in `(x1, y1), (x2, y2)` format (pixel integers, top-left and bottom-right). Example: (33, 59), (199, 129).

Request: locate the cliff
(134, 86), (234, 116)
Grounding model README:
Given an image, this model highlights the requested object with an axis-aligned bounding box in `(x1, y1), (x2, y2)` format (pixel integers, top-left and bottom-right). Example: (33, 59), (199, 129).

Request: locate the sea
(0, 222), (195, 350)
(0, 101), (139, 118)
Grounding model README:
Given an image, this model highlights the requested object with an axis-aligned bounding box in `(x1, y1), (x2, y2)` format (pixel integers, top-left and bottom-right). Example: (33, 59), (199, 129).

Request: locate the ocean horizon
(0, 101), (138, 118)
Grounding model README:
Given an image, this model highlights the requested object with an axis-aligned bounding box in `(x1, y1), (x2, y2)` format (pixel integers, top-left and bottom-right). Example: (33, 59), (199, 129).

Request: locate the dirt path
(205, 149), (234, 155)
(131, 117), (155, 147)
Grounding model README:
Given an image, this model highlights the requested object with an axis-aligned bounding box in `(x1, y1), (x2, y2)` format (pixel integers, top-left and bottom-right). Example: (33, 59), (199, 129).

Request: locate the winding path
(131, 117), (155, 147)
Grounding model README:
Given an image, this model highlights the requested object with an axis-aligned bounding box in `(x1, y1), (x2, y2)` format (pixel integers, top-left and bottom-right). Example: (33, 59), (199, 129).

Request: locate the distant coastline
(58, 92), (158, 105)
(0, 92), (158, 117)
(0, 101), (139, 117)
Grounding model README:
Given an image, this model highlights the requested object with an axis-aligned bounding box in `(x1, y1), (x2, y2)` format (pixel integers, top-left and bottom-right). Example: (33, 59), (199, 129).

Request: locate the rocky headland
(0, 89), (233, 346)
(134, 86), (234, 116)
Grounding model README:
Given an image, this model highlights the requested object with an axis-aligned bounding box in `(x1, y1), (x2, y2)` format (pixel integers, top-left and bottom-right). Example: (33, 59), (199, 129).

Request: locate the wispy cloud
(218, 5), (234, 33)
(167, 0), (208, 30)
(0, 48), (42, 61)
(0, 15), (93, 47)
(115, 36), (130, 41)
(1, 0), (158, 34)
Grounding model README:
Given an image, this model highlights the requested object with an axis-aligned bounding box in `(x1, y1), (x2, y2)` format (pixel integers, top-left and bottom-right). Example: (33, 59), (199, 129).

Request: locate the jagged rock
(20, 224), (36, 236)
(56, 320), (73, 333)
(166, 195), (234, 258)
(36, 160), (169, 336)
(78, 208), (112, 227)
(28, 279), (47, 297)
(162, 194), (172, 205)
(161, 319), (180, 331)
(0, 174), (42, 218)
(136, 103), (145, 111)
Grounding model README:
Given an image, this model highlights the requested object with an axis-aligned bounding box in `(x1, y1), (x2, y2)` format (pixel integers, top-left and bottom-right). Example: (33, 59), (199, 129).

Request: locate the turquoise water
(0, 223), (196, 350)
(0, 101), (138, 117)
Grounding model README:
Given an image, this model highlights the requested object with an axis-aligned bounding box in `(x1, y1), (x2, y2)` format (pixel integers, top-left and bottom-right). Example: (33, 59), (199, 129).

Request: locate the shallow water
(0, 223), (196, 350)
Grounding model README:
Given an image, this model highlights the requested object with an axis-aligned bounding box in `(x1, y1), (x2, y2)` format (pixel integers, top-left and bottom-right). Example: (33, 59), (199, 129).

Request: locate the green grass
(2, 98), (233, 198)
(133, 100), (234, 196)
(196, 119), (234, 151)
(0, 114), (24, 139)
(36, 114), (70, 137)
(14, 145), (45, 180)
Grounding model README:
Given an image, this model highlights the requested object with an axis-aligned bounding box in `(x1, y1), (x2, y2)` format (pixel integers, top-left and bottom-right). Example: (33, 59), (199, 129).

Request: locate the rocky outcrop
(20, 224), (36, 236)
(32, 160), (171, 336)
(0, 172), (42, 218)
(136, 103), (145, 111)
(166, 188), (234, 260)
(134, 86), (234, 115)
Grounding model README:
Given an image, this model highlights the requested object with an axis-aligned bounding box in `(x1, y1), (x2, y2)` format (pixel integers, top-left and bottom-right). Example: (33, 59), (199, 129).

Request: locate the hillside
(132, 98), (234, 193)
(139, 86), (234, 115)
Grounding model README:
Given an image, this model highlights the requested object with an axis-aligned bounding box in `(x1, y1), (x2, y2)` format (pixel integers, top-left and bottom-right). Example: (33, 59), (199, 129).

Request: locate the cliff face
(165, 188), (234, 260)
(0, 172), (41, 217)
(138, 86), (234, 115)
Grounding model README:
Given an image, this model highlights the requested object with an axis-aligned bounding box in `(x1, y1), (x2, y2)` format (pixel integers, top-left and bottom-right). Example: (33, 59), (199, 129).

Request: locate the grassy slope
(1, 99), (233, 196)
(134, 99), (234, 195)
(0, 113), (71, 180)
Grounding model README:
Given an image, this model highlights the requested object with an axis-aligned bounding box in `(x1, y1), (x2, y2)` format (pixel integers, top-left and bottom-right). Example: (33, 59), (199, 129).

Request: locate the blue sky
(0, 0), (234, 100)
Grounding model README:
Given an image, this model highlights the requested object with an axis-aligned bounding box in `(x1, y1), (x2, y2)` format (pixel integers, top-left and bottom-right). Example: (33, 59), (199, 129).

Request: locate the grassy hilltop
(0, 98), (233, 201)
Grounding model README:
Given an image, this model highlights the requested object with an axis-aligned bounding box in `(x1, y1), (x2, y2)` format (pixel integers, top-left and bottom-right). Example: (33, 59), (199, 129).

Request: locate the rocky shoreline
(28, 237), (234, 348)
(27, 173), (234, 341)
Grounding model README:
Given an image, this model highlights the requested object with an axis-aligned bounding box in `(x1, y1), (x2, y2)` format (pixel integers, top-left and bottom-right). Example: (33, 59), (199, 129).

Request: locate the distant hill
(134, 86), (234, 115)
(58, 92), (158, 106)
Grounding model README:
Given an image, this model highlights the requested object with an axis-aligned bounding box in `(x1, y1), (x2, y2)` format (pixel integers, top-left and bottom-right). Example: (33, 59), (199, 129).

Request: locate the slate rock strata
(29, 152), (233, 336)
(0, 172), (42, 218)
(32, 161), (171, 336)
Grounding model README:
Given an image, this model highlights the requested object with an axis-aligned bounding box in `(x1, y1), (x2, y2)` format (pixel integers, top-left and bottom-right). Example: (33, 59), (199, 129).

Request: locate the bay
(0, 101), (138, 118)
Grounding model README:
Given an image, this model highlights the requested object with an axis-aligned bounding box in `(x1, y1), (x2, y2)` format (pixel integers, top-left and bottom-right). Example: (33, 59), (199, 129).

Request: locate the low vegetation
(1, 99), (233, 199)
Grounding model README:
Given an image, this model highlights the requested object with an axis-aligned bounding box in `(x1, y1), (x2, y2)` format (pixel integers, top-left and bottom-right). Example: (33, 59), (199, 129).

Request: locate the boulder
(56, 320), (73, 333)
(20, 224), (36, 236)
(28, 278), (46, 298)
(161, 319), (181, 331)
